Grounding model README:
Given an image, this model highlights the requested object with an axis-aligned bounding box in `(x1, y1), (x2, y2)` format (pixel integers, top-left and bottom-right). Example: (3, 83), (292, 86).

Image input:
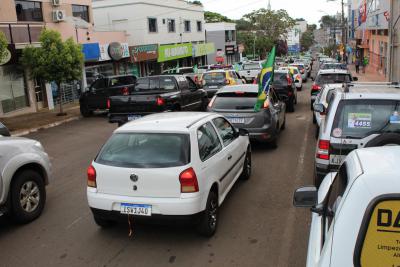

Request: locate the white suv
(87, 112), (251, 236)
(314, 83), (400, 186)
(294, 146), (400, 267)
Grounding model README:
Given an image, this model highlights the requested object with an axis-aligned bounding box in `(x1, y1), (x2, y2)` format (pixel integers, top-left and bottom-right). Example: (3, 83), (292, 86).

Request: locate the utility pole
(341, 0), (345, 49)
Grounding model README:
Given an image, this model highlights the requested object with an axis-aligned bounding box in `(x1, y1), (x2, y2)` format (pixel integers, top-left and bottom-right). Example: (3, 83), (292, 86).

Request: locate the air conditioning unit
(52, 0), (60, 6)
(52, 10), (66, 22)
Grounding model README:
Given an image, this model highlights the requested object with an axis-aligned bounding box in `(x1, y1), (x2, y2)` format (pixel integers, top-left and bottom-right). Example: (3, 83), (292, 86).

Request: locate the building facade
(205, 22), (238, 65)
(92, 0), (213, 76)
(388, 0), (400, 82)
(0, 0), (127, 117)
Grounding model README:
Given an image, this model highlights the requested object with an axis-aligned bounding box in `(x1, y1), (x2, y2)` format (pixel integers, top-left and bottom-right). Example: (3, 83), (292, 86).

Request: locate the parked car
(201, 70), (245, 98)
(294, 146), (400, 267)
(239, 61), (262, 83)
(108, 75), (208, 125)
(310, 69), (357, 110)
(314, 82), (400, 186)
(207, 85), (286, 147)
(79, 75), (137, 117)
(0, 136), (51, 223)
(87, 112), (252, 236)
(0, 122), (10, 136)
(272, 69), (297, 112)
(279, 66), (303, 90)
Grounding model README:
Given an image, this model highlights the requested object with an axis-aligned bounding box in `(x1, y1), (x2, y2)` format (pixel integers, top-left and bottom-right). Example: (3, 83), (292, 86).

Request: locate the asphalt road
(0, 79), (316, 267)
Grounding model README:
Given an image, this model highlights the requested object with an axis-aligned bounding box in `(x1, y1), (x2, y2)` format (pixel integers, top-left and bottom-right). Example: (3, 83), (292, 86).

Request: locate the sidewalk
(1, 102), (81, 136)
(348, 64), (387, 82)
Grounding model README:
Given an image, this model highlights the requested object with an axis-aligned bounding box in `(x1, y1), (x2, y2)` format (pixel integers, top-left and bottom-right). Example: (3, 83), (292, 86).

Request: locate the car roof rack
(343, 82), (400, 92)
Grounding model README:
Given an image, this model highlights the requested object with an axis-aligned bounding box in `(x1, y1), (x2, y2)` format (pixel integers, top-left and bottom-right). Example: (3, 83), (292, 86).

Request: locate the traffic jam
(2, 45), (400, 265)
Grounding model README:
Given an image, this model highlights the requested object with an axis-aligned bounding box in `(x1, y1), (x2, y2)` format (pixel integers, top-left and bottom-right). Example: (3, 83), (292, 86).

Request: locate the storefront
(158, 43), (193, 71)
(129, 44), (159, 77)
(193, 43), (215, 66)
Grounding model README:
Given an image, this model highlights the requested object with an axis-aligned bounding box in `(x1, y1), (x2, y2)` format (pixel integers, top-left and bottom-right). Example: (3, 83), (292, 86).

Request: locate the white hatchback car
(294, 146), (400, 267)
(87, 112), (251, 236)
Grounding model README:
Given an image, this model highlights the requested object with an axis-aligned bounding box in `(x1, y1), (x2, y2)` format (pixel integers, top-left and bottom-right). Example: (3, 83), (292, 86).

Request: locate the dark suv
(272, 70), (297, 112)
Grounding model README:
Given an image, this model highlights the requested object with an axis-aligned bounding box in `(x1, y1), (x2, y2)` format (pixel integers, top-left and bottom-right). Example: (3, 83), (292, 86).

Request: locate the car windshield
(272, 73), (288, 86)
(316, 73), (351, 84)
(243, 63), (261, 70)
(203, 72), (225, 85)
(109, 76), (135, 86)
(321, 64), (346, 70)
(212, 92), (258, 110)
(332, 100), (400, 139)
(96, 133), (190, 168)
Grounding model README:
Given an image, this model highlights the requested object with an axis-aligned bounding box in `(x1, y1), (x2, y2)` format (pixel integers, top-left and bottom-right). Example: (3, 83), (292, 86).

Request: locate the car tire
(196, 191), (218, 237)
(315, 126), (319, 140)
(281, 116), (286, 130)
(312, 113), (316, 124)
(364, 133), (400, 147)
(93, 214), (115, 228)
(287, 98), (295, 112)
(240, 147), (252, 180)
(80, 103), (93, 117)
(11, 170), (46, 224)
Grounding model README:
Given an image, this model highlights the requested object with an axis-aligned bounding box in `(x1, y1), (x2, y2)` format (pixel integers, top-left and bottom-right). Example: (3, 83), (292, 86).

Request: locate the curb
(11, 116), (81, 137)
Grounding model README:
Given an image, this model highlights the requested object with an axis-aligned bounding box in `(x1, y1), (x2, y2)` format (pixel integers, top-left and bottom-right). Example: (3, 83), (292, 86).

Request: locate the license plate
(330, 155), (346, 165)
(227, 117), (245, 124)
(120, 203), (152, 216)
(128, 115), (141, 121)
(208, 85), (218, 89)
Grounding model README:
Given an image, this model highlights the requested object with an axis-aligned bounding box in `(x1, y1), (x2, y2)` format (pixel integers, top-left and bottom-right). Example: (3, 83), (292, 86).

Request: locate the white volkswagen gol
(294, 146), (400, 267)
(87, 112), (251, 236)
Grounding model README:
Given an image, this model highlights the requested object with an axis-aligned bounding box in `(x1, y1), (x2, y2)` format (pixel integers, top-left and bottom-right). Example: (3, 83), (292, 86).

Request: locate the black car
(79, 75), (137, 117)
(0, 122), (10, 136)
(272, 70), (297, 112)
(108, 75), (208, 125)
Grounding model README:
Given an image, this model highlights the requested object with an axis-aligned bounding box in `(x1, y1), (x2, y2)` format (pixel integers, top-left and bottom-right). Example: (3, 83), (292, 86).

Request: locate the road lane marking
(66, 217), (82, 230)
(277, 115), (311, 266)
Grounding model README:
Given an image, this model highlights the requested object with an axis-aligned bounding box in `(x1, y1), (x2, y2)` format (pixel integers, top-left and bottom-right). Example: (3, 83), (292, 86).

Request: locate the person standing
(362, 56), (369, 74)
(355, 58), (360, 73)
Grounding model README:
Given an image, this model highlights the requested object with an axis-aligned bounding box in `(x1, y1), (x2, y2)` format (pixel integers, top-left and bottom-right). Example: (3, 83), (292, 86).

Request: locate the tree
(0, 32), (8, 63)
(22, 29), (83, 116)
(204, 11), (233, 23)
(188, 0), (202, 6)
(307, 24), (317, 31)
(300, 30), (314, 52)
(319, 15), (339, 29)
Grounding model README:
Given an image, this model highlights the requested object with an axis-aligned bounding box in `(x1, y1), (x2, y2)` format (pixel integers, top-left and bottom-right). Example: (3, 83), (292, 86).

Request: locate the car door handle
(228, 155), (232, 160)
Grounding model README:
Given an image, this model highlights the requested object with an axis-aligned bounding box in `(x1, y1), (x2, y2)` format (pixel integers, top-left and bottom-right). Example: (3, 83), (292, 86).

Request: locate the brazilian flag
(254, 46), (276, 112)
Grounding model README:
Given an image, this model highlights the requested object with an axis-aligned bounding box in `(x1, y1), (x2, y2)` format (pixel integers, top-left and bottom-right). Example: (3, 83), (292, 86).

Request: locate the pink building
(0, 0), (128, 117)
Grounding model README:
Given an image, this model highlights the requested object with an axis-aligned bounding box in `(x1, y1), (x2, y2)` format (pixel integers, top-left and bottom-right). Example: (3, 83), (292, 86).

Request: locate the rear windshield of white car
(203, 72), (225, 82)
(96, 133), (190, 168)
(316, 74), (351, 84)
(243, 64), (261, 70)
(213, 92), (258, 110)
(332, 100), (400, 139)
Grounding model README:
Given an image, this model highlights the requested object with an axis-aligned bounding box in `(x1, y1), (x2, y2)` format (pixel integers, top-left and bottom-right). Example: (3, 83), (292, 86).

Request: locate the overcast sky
(200, 0), (342, 25)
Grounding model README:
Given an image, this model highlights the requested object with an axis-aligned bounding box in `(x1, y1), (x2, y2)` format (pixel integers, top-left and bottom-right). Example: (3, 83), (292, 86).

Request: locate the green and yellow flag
(254, 46), (276, 112)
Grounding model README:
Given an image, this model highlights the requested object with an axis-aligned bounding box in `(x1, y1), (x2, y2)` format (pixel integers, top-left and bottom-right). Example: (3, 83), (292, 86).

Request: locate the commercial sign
(225, 45), (235, 55)
(108, 42), (130, 61)
(215, 49), (225, 63)
(365, 0), (389, 30)
(82, 43), (100, 62)
(130, 44), (158, 62)
(193, 43), (215, 57)
(99, 44), (111, 61)
(158, 43), (192, 62)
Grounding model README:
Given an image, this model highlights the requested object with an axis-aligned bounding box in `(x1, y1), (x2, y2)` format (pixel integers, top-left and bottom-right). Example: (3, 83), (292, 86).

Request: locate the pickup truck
(239, 62), (262, 83)
(79, 75), (136, 117)
(108, 75), (208, 125)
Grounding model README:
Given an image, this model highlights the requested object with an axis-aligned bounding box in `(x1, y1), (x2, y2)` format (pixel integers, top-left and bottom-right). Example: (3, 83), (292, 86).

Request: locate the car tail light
(263, 99), (270, 109)
(288, 91), (293, 96)
(208, 95), (216, 108)
(122, 87), (129, 96)
(287, 75), (292, 86)
(156, 96), (165, 106)
(253, 79), (257, 84)
(317, 140), (330, 160)
(235, 91), (245, 95)
(179, 167), (199, 193)
(106, 99), (110, 109)
(312, 84), (321, 91)
(87, 165), (97, 188)
(301, 69), (305, 74)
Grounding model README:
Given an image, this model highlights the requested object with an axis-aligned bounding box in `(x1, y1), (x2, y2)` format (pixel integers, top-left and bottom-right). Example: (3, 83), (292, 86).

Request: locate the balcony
(0, 23), (44, 45)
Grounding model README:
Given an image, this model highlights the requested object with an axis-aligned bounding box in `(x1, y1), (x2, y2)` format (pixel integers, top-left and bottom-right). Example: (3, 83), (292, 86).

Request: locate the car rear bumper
(109, 112), (155, 124)
(244, 125), (277, 142)
(87, 188), (205, 216)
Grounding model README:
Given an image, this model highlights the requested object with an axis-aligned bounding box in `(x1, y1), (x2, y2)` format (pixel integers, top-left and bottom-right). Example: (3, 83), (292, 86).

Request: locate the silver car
(208, 85), (286, 147)
(0, 126), (51, 223)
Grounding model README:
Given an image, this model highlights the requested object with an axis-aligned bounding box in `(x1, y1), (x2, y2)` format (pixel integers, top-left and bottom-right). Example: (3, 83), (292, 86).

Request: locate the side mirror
(238, 128), (249, 136)
(293, 186), (318, 207)
(352, 77), (358, 81)
(313, 103), (325, 113)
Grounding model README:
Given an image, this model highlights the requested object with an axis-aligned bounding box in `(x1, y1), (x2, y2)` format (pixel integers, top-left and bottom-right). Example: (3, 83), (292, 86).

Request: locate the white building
(92, 0), (211, 75)
(295, 20), (308, 34)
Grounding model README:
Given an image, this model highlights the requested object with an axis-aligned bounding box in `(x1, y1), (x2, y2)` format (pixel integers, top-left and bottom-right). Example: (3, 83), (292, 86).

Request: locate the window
(168, 19), (176, 32)
(149, 77), (159, 90)
(15, 0), (43, 22)
(184, 20), (191, 32)
(316, 74), (352, 84)
(212, 92), (258, 110)
(160, 77), (177, 90)
(197, 122), (222, 161)
(91, 79), (105, 90)
(148, 18), (157, 33)
(197, 21), (202, 32)
(96, 133), (190, 168)
(72, 5), (89, 22)
(109, 76), (136, 87)
(135, 78), (150, 90)
(213, 117), (236, 146)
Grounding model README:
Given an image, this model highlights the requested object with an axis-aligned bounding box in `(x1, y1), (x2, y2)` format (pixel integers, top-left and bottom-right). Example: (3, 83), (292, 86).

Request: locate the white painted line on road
(277, 116), (311, 266)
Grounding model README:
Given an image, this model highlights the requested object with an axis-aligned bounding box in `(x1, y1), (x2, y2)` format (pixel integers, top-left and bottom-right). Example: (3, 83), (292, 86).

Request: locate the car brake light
(156, 96), (165, 106)
(288, 91), (293, 96)
(208, 95), (216, 108)
(87, 165), (96, 188)
(287, 75), (292, 86)
(317, 140), (330, 160)
(106, 99), (110, 109)
(179, 167), (199, 193)
(235, 91), (245, 95)
(122, 87), (129, 96)
(312, 84), (321, 91)
(263, 99), (270, 109)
